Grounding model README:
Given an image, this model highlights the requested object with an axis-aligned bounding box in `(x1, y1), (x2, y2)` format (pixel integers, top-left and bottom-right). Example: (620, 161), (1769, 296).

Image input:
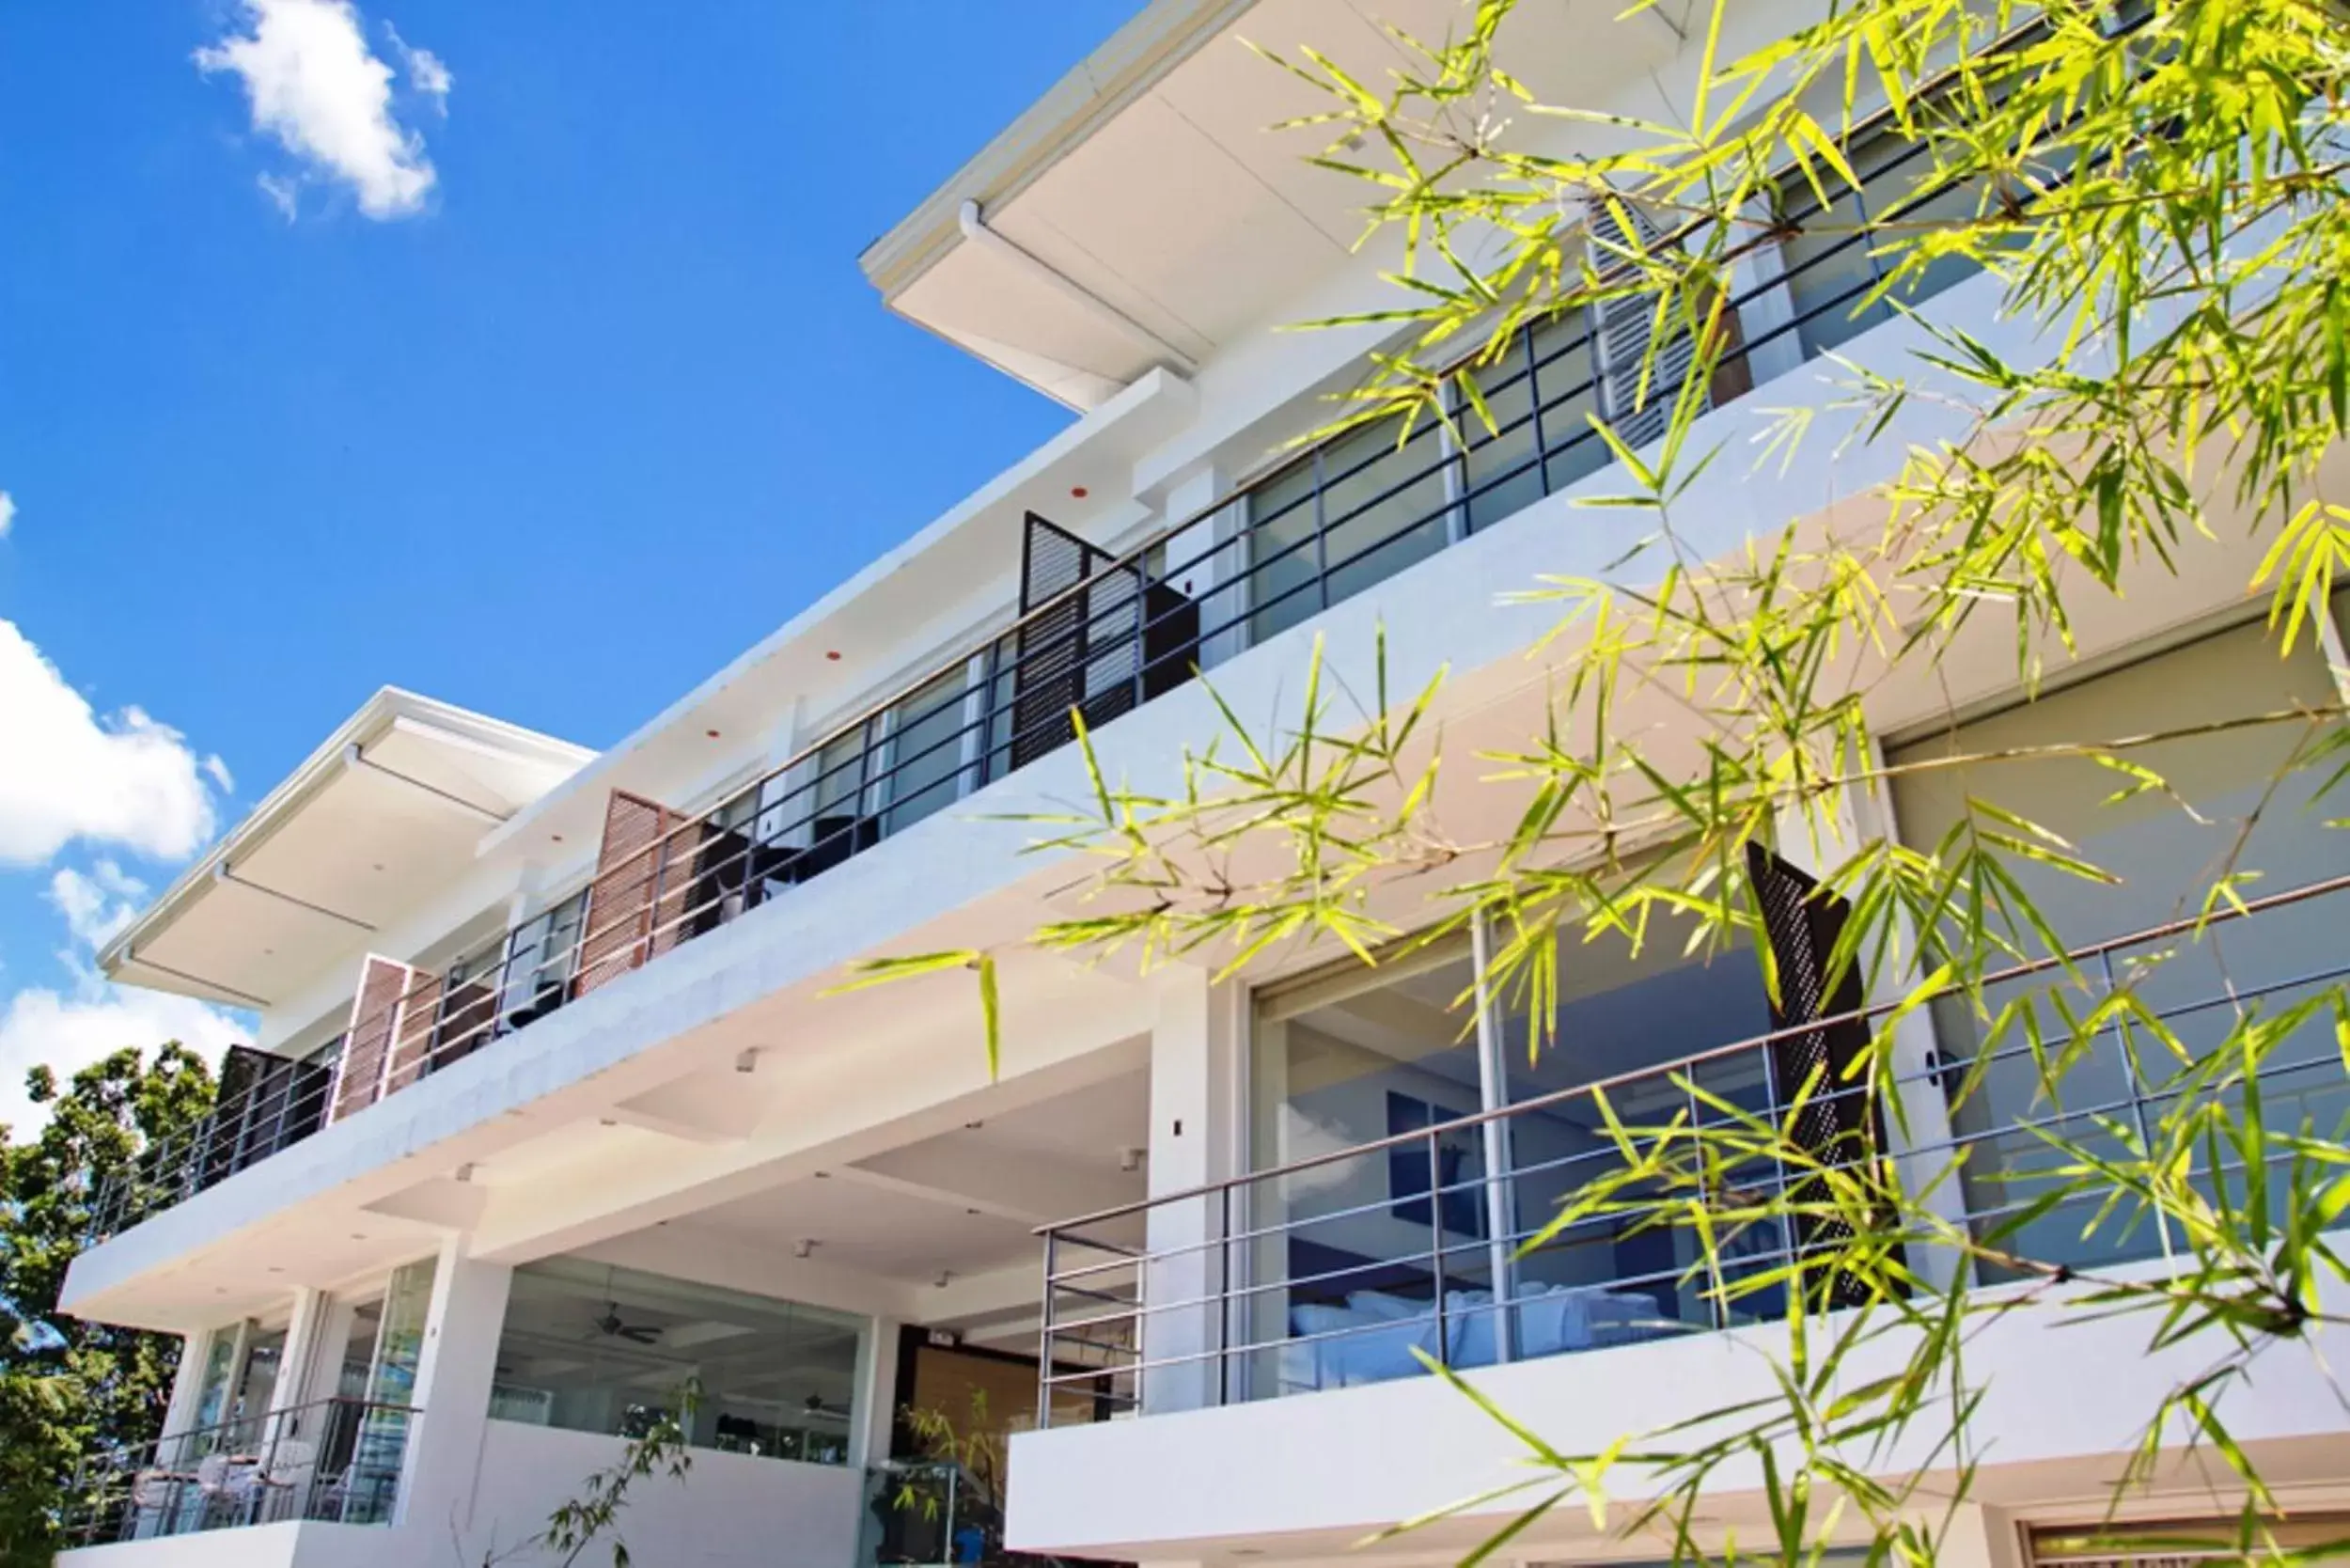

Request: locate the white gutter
(957, 199), (1199, 375)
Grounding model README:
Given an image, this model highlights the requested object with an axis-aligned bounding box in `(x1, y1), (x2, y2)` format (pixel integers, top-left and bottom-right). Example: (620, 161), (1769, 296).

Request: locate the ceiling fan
(802, 1392), (850, 1422)
(583, 1268), (663, 1345)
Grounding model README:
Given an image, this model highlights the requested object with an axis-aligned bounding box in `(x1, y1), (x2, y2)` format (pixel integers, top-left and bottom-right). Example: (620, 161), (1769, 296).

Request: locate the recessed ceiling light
(824, 651), (842, 662)
(706, 729), (721, 739)
(1070, 485), (1089, 499)
(551, 834), (564, 844)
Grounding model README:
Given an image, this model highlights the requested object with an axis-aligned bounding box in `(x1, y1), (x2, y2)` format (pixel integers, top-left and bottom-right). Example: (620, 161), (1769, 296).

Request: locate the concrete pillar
(848, 1315), (901, 1471)
(392, 1234), (513, 1540)
(1139, 964), (1241, 1415)
(1776, 760), (1969, 1292)
(1937, 1501), (2027, 1568)
(1156, 464), (1246, 673)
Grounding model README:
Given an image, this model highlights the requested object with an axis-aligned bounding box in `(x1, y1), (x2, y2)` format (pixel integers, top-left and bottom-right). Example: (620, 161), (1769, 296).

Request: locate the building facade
(54, 2), (2350, 1567)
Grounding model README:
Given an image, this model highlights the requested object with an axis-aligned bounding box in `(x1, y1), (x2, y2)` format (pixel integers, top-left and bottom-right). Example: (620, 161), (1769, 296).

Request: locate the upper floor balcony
(83, 75), (2084, 1253)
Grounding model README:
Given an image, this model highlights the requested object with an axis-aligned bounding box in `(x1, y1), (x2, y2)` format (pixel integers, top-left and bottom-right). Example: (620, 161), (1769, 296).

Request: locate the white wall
(447, 1419), (864, 1568)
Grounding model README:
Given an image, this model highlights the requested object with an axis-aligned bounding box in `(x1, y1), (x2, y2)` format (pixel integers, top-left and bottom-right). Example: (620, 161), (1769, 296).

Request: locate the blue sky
(0, 0), (1146, 1131)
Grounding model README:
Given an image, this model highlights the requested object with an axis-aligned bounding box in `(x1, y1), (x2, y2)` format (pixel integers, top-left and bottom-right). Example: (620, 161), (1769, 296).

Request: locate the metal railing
(85, 1042), (339, 1240)
(1031, 873), (2350, 1425)
(87, 85), (2059, 1243)
(61, 1396), (415, 1545)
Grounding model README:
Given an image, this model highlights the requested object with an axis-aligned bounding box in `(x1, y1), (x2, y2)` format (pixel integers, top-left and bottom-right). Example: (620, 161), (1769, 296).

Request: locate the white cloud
(48, 862), (150, 952)
(0, 492), (15, 538)
(0, 619), (227, 866)
(196, 0), (446, 220)
(0, 979), (244, 1138)
(384, 23), (450, 113)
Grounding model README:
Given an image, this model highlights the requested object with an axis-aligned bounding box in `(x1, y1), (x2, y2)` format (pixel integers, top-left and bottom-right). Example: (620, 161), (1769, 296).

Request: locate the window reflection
(490, 1259), (863, 1466)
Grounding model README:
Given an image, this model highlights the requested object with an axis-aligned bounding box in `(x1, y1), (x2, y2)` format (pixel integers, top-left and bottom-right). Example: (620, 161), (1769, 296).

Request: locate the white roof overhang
(102, 690), (593, 1011)
(861, 0), (1694, 408)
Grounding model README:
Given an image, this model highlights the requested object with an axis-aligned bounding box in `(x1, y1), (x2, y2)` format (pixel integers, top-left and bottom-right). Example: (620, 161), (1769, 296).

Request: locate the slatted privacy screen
(384, 969), (446, 1095)
(1748, 843), (1886, 1307)
(332, 955), (415, 1123)
(574, 790), (691, 999)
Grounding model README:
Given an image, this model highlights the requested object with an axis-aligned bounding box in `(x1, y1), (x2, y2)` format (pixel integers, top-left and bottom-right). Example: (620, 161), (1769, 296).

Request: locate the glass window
(882, 667), (974, 836)
(1244, 455), (1320, 646)
(1317, 419), (1451, 608)
(1496, 911), (1777, 1336)
(1777, 121), (1998, 358)
(1887, 622), (2350, 1274)
(1459, 334), (1544, 534)
(490, 1259), (865, 1466)
(501, 888), (587, 1031)
(1246, 936), (1491, 1397)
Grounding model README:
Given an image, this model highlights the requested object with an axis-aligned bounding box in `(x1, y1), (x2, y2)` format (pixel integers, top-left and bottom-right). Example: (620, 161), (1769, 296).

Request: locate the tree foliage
(0, 1044), (215, 1566)
(856, 0), (2350, 1562)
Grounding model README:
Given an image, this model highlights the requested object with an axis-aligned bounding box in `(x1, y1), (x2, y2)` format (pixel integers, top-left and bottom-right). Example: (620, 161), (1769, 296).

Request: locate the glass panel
(339, 1256), (436, 1524)
(1888, 623), (2350, 1275)
(228, 1326), (288, 1450)
(1245, 455), (1321, 646)
(501, 888), (586, 1030)
(883, 667), (973, 836)
(1530, 315), (1606, 494)
(491, 1259), (865, 1466)
(1780, 135), (1893, 355)
(1317, 419), (1451, 607)
(813, 729), (869, 829)
(1460, 331), (1544, 533)
(1498, 914), (1777, 1341)
(1246, 937), (1484, 1398)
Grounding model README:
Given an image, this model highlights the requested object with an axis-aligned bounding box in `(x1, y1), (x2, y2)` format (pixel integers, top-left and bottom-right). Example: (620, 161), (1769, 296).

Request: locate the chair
(256, 1436), (319, 1522)
(125, 1468), (180, 1539)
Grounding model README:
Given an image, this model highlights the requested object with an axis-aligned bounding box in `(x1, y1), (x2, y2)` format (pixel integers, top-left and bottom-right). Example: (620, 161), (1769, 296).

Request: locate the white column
(1936, 1501), (2026, 1568)
(158, 1328), (217, 1460)
(1138, 964), (1241, 1416)
(848, 1315), (901, 1471)
(392, 1234), (513, 1539)
(1157, 465), (1246, 672)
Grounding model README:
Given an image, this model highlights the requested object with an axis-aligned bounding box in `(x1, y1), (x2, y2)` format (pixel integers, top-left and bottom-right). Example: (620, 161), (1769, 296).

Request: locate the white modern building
(55, 3), (2350, 1568)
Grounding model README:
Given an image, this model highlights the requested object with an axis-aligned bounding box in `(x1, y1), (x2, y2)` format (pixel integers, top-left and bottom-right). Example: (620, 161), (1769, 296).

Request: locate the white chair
(258, 1436), (319, 1522)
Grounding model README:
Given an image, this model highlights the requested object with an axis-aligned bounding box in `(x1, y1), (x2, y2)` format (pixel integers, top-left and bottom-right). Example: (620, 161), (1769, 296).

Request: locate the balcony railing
(87, 80), (2062, 1243)
(86, 1042), (339, 1240)
(1029, 873), (2350, 1426)
(61, 1396), (415, 1545)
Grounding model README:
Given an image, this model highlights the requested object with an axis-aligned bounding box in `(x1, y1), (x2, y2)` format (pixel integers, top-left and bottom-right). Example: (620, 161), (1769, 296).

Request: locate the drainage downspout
(958, 198), (1198, 375)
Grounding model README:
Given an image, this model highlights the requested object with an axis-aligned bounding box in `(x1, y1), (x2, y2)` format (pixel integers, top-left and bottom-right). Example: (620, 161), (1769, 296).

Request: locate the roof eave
(857, 0), (1261, 304)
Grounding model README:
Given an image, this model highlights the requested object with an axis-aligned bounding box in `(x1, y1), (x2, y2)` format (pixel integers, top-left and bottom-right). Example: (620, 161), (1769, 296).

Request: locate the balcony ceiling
(862, 0), (1691, 408)
(104, 690), (593, 1014)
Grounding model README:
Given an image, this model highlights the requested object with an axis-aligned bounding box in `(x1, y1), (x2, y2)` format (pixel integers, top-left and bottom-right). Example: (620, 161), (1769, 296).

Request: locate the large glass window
(1887, 621), (2350, 1275)
(1247, 936), (1487, 1397)
(490, 1259), (864, 1466)
(881, 666), (975, 836)
(1496, 913), (1779, 1336)
(1244, 906), (1795, 1397)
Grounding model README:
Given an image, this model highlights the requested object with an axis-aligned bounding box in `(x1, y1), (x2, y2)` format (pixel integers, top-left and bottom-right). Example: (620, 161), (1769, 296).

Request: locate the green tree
(854, 1), (2350, 1564)
(0, 1044), (215, 1565)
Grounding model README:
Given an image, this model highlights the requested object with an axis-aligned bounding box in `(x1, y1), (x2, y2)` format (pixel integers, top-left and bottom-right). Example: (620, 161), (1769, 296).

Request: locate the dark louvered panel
(1009, 513), (1198, 771)
(1747, 842), (1888, 1307)
(1011, 514), (1103, 768)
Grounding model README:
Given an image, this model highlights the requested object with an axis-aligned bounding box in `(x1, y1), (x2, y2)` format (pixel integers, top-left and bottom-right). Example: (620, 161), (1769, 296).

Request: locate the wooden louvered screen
(1747, 842), (1889, 1308)
(384, 970), (445, 1096)
(573, 790), (691, 999)
(331, 956), (415, 1124)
